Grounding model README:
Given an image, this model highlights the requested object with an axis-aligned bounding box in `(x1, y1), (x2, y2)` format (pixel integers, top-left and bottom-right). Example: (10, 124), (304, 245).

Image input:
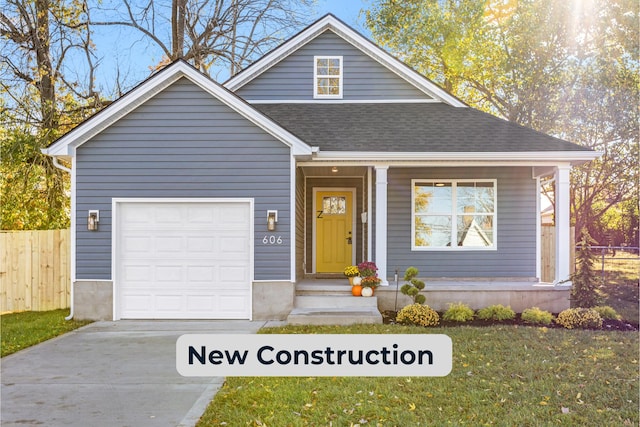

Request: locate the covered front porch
(294, 163), (574, 286)
(292, 162), (571, 323)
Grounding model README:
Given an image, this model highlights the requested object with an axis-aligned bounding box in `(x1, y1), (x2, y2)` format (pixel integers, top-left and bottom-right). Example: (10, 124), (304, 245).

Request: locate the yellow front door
(315, 190), (354, 273)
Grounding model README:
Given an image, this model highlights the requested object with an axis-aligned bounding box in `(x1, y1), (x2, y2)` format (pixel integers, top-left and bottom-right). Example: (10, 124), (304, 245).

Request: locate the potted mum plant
(357, 261), (378, 278)
(357, 261), (380, 296)
(361, 276), (381, 296)
(343, 265), (359, 286)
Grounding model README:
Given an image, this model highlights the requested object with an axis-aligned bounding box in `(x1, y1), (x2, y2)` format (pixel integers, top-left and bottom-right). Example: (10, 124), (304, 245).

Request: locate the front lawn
(1, 309), (92, 357)
(198, 324), (638, 426)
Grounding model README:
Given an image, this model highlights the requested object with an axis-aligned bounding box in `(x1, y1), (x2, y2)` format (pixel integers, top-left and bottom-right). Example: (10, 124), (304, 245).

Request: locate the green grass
(1, 309), (92, 357)
(602, 279), (639, 324)
(197, 324), (639, 426)
(598, 253), (639, 323)
(600, 253), (639, 285)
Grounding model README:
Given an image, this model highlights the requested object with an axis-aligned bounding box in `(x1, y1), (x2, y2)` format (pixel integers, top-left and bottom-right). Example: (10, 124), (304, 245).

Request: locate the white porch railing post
(375, 166), (389, 285)
(555, 165), (572, 284)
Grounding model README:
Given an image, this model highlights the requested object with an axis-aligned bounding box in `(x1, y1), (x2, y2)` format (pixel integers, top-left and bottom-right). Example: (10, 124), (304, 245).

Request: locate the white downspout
(52, 157), (71, 174)
(49, 156), (74, 320)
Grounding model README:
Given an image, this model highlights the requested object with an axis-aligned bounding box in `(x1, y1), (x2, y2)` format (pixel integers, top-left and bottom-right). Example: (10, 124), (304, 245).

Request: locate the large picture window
(314, 56), (342, 98)
(412, 180), (496, 250)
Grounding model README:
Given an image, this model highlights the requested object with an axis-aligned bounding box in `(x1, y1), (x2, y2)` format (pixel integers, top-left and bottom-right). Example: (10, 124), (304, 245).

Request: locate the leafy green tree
(0, 129), (70, 229)
(366, 0), (639, 242)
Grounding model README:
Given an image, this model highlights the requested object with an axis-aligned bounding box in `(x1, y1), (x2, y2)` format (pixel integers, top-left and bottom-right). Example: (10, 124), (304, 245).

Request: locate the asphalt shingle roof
(255, 103), (589, 152)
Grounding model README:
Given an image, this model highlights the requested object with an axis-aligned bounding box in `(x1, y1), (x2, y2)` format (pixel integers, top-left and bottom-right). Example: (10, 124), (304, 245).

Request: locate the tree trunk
(171, 0), (186, 59)
(34, 0), (57, 135)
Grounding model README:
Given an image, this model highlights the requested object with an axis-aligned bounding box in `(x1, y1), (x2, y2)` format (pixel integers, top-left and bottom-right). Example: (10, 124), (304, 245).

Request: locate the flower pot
(351, 285), (362, 296)
(361, 287), (373, 297)
(348, 276), (355, 286)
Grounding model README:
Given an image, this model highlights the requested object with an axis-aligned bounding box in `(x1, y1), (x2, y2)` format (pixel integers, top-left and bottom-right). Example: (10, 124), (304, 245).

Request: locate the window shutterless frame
(411, 179), (497, 251)
(313, 56), (343, 98)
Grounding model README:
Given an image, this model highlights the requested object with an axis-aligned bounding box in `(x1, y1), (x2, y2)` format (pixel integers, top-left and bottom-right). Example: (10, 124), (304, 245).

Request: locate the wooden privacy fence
(541, 225), (575, 283)
(0, 230), (71, 313)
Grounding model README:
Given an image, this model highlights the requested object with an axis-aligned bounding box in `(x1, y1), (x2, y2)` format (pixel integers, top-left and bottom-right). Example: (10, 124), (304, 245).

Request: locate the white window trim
(411, 179), (498, 251)
(313, 56), (343, 99)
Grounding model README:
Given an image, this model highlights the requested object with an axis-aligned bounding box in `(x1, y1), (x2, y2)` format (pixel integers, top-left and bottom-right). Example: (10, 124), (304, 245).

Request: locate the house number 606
(263, 236), (283, 245)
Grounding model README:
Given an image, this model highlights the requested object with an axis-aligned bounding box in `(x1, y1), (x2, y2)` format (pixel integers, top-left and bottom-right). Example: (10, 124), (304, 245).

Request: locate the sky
(88, 0), (372, 94)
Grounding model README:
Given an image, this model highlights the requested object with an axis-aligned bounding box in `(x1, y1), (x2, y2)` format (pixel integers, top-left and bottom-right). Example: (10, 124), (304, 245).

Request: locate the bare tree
(89, 0), (315, 77)
(0, 0), (111, 134)
(1, 0), (109, 229)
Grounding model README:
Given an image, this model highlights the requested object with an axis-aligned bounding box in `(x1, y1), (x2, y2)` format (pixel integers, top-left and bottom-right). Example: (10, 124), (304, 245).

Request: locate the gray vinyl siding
(75, 78), (292, 281)
(236, 30), (430, 101)
(386, 167), (537, 278)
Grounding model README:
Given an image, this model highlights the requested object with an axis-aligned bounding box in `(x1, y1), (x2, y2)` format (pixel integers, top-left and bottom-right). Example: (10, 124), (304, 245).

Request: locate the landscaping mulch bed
(381, 310), (638, 331)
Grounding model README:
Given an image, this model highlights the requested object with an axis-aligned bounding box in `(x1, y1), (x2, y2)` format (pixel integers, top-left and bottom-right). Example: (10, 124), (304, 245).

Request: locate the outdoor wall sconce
(267, 210), (278, 231)
(361, 212), (368, 224)
(88, 210), (99, 231)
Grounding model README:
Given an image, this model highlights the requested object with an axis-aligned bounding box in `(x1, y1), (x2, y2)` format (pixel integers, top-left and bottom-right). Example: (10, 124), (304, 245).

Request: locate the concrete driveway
(1, 320), (275, 427)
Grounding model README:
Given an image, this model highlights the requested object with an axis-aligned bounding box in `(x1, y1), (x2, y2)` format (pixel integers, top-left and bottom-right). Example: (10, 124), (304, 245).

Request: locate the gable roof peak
(43, 58), (312, 159)
(224, 13), (466, 107)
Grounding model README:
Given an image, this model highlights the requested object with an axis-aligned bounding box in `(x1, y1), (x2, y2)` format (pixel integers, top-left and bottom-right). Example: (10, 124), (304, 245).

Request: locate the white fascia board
(43, 61), (312, 158)
(224, 15), (465, 107)
(307, 150), (602, 165)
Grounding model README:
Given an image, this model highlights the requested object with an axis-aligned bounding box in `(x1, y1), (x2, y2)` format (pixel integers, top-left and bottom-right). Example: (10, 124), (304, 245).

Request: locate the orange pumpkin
(351, 285), (362, 296)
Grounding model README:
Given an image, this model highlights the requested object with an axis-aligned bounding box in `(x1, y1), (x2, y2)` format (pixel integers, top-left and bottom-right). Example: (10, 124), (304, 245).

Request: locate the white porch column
(555, 165), (572, 284)
(375, 166), (388, 285)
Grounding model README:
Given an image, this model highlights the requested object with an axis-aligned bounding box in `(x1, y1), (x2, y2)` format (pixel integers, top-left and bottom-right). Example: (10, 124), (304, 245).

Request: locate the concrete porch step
(287, 306), (383, 325)
(288, 280), (383, 325)
(294, 295), (378, 308)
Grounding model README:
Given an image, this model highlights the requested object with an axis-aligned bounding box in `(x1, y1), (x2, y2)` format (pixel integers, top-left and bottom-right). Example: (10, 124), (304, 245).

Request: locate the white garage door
(116, 200), (252, 319)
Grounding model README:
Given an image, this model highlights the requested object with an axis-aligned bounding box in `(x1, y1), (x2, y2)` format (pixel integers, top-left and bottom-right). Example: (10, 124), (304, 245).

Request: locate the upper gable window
(314, 56), (343, 98)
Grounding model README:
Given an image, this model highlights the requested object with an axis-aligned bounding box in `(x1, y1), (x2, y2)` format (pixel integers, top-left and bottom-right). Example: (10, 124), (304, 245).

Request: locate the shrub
(556, 308), (603, 329)
(570, 229), (606, 307)
(521, 307), (554, 325)
(593, 305), (621, 320)
(442, 302), (475, 322)
(396, 304), (440, 327)
(476, 304), (515, 321)
(400, 266), (426, 304)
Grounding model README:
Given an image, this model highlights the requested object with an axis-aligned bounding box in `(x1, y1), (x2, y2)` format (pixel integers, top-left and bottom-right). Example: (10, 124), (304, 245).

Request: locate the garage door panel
(186, 295), (216, 311)
(123, 236), (152, 253)
(186, 265), (216, 282)
(220, 266), (249, 282)
(117, 201), (251, 319)
(218, 294), (250, 314)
